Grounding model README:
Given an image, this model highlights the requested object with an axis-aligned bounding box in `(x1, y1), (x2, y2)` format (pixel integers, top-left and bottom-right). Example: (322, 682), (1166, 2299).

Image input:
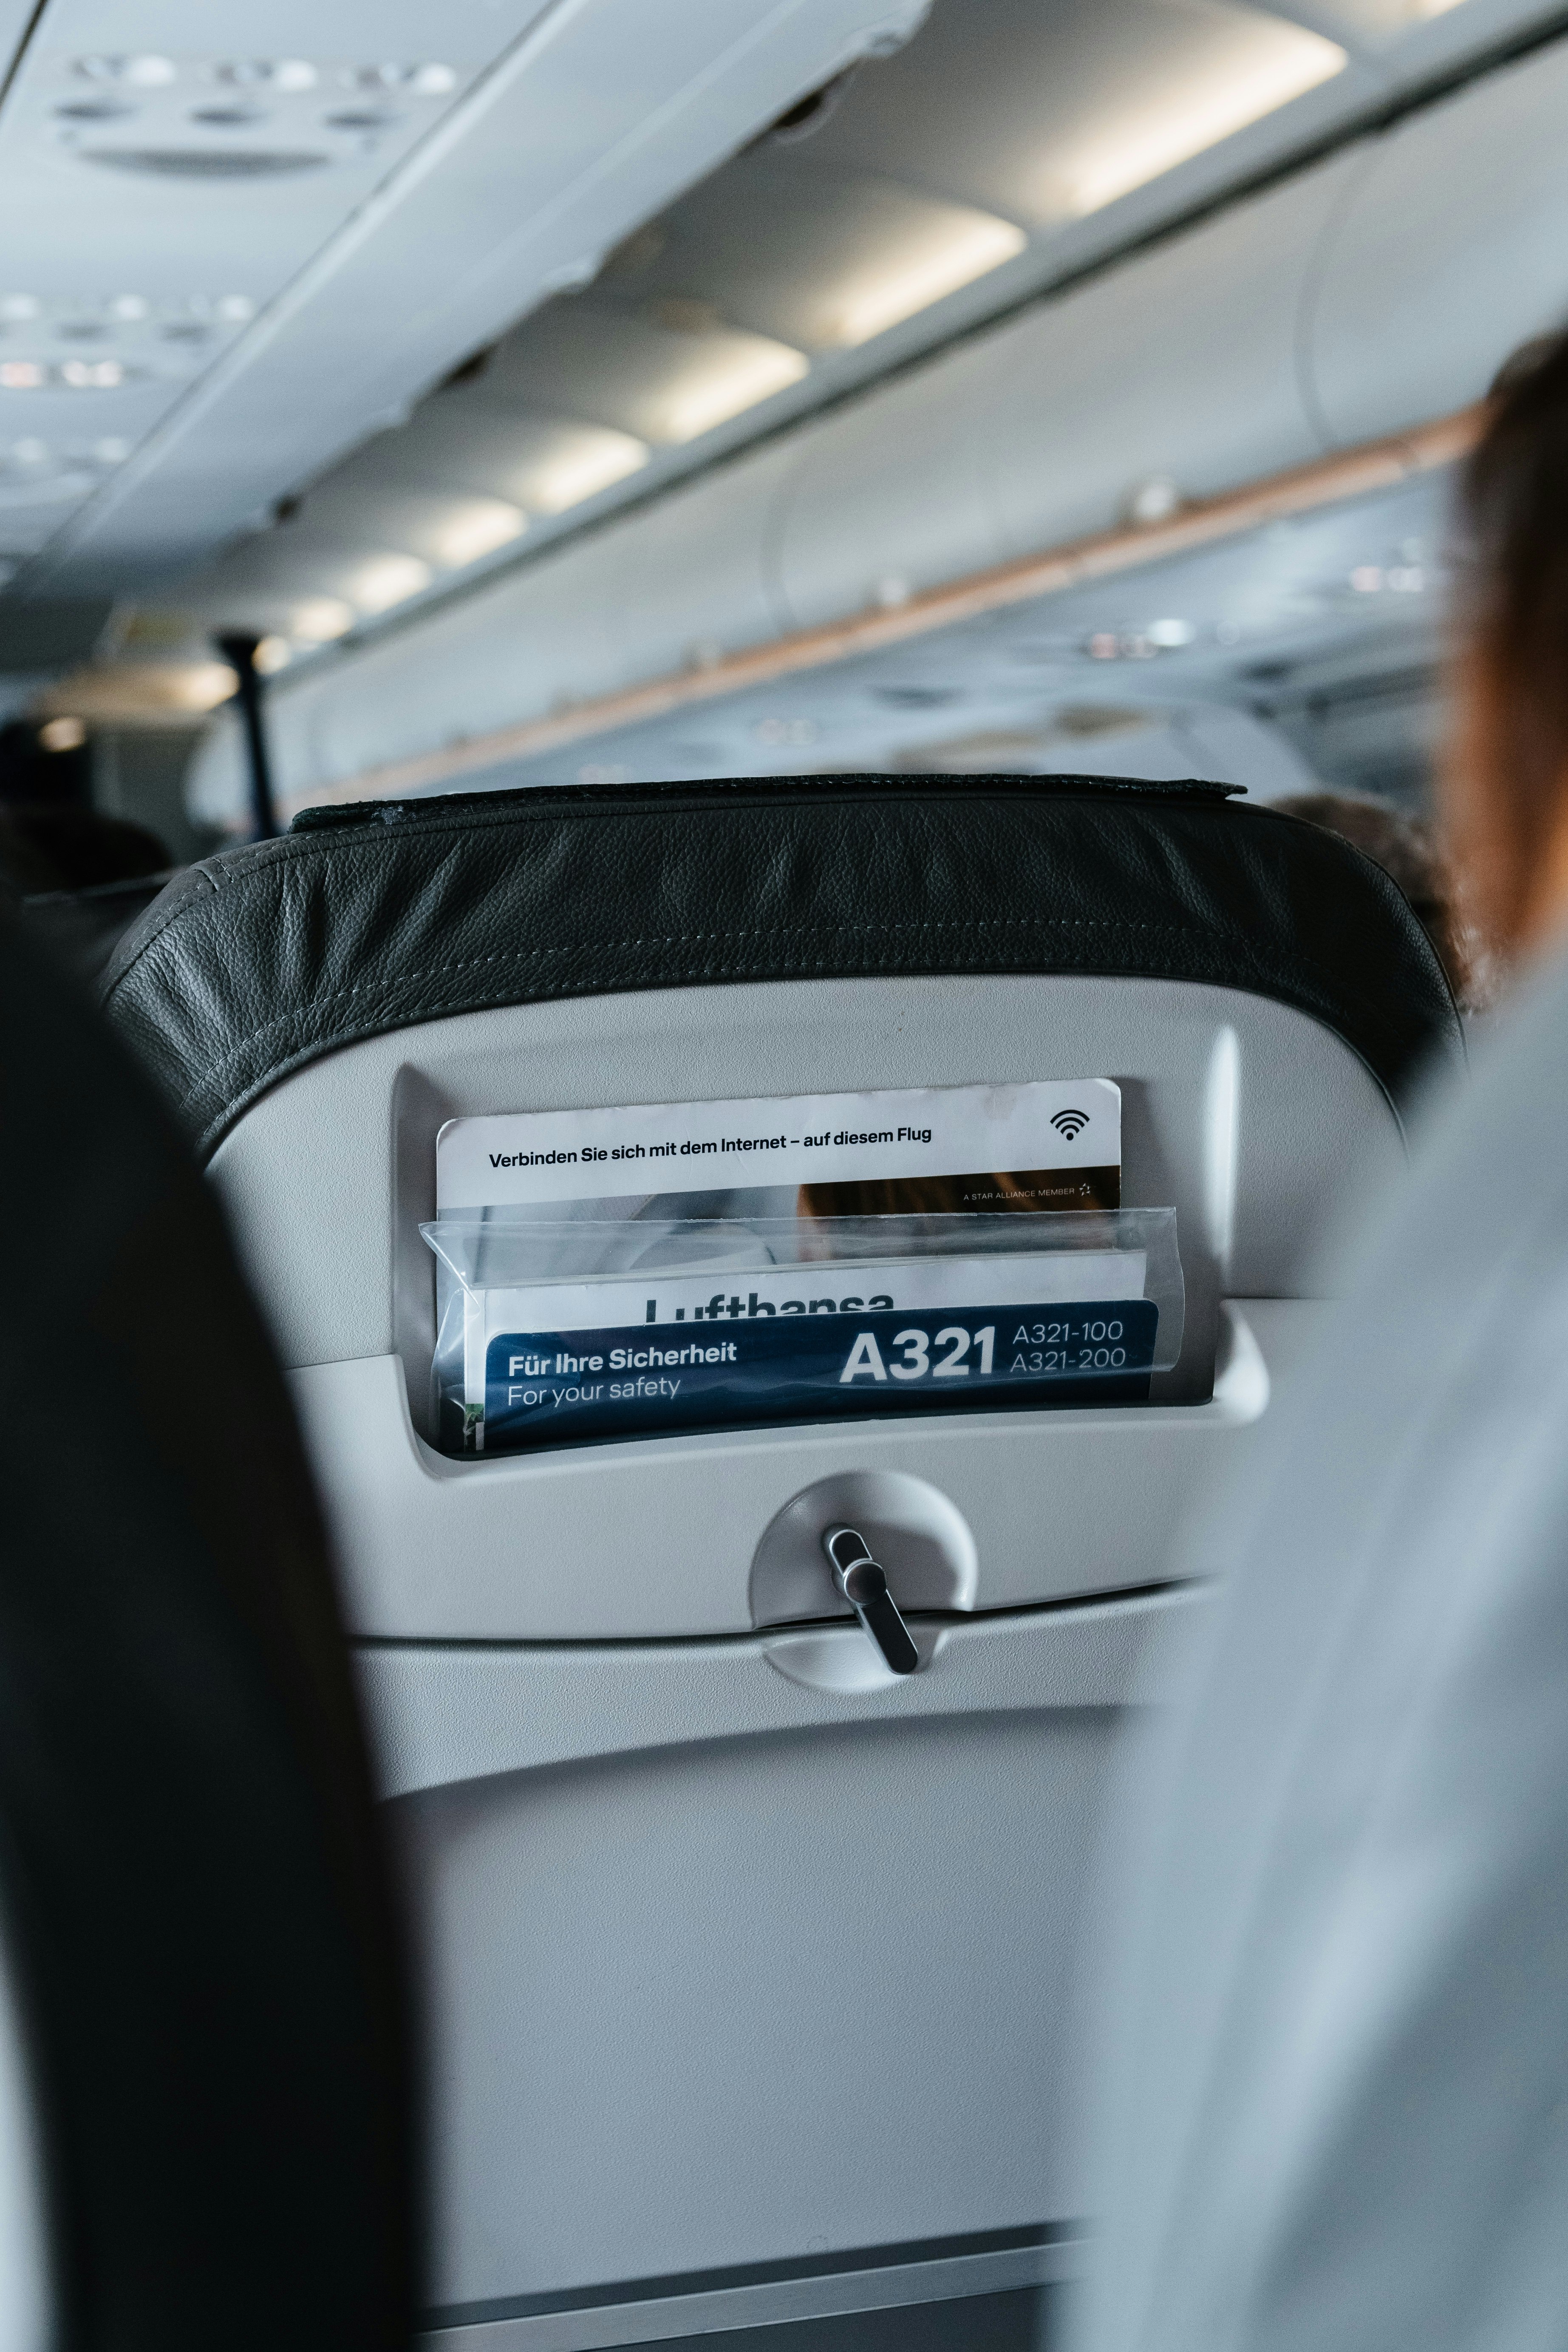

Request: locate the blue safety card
(481, 1296), (1159, 1450)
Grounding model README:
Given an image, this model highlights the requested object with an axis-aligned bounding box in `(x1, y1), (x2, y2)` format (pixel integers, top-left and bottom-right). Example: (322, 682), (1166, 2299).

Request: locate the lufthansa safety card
(432, 1078), (1150, 1450)
(477, 1248), (1155, 1447)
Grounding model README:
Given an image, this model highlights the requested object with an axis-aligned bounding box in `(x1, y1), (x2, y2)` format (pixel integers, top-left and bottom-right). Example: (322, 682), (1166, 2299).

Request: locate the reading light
(755, 717), (818, 746)
(253, 635), (292, 674)
(1066, 20), (1345, 215)
(347, 554), (432, 614)
(344, 62), (456, 93)
(1126, 475), (1182, 524)
(434, 498), (526, 568)
(824, 208), (1027, 345)
(0, 363), (43, 388)
(108, 294), (149, 320)
(0, 294), (40, 320)
(213, 59), (317, 89)
(290, 597), (354, 641)
(76, 54), (177, 85)
(60, 359), (124, 388)
(656, 334), (809, 442)
(40, 716), (86, 751)
(1146, 617), (1195, 647)
(93, 437), (130, 462)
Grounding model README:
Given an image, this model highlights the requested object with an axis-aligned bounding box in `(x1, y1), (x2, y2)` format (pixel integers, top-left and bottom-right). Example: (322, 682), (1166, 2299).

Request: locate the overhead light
(108, 293), (149, 320)
(215, 294), (255, 321)
(434, 498), (527, 567)
(519, 427), (650, 513)
(0, 362), (44, 388)
(211, 58), (318, 89)
(755, 717), (818, 745)
(181, 662), (241, 709)
(40, 716), (86, 752)
(253, 635), (292, 674)
(1066, 21), (1346, 215)
(0, 294), (40, 320)
(347, 554), (432, 614)
(656, 332), (809, 442)
(825, 207), (1027, 345)
(290, 597), (354, 641)
(1146, 617), (1195, 647)
(75, 54), (178, 85)
(60, 359), (124, 388)
(93, 437), (131, 462)
(343, 62), (456, 93)
(1126, 475), (1183, 525)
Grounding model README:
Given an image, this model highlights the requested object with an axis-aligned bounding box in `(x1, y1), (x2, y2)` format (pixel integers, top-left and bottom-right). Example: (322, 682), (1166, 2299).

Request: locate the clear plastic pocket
(420, 1208), (1184, 1457)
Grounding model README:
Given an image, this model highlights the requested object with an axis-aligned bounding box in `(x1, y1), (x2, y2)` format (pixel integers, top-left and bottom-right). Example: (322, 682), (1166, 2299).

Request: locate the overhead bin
(1305, 36), (1568, 445)
(775, 151), (1358, 627)
(303, 528), (632, 788)
(31, 0), (937, 592)
(194, 28), (1568, 824)
(772, 333), (1013, 628)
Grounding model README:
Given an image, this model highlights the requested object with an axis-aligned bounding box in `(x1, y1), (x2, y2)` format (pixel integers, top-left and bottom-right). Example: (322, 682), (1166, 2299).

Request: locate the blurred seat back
(0, 912), (413, 2352)
(103, 774), (1460, 2346)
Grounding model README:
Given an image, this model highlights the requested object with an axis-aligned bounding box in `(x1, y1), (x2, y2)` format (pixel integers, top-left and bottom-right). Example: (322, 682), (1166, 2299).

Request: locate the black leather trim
(102, 774), (1462, 1160)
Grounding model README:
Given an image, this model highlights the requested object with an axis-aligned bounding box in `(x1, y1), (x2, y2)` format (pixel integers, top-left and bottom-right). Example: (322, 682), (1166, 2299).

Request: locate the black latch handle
(821, 1525), (920, 1676)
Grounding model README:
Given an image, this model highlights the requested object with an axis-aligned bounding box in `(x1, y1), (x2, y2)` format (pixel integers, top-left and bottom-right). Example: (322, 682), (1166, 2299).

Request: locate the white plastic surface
(292, 1299), (1292, 1639)
(212, 968), (1401, 1395)
(214, 956), (1385, 2327)
(366, 1586), (1203, 2312)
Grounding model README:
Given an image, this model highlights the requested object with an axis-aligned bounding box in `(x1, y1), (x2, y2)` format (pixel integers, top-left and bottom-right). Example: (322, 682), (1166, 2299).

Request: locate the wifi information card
(430, 1077), (1142, 1453)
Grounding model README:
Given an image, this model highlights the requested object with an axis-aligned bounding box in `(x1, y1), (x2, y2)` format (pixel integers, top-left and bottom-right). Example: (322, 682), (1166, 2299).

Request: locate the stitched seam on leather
(174, 917), (1313, 1116)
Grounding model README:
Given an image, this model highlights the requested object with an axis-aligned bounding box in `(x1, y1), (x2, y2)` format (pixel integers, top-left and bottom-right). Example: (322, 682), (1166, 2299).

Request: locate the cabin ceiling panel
(6, 0), (1560, 677)
(145, 0), (1565, 664)
(8, 0), (932, 594)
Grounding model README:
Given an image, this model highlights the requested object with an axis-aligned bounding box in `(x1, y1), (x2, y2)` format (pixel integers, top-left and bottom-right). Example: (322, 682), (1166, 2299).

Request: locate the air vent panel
(80, 147), (331, 177)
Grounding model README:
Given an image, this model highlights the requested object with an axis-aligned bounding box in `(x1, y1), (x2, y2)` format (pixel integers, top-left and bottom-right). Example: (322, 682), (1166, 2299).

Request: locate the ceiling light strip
(280, 403), (1480, 816)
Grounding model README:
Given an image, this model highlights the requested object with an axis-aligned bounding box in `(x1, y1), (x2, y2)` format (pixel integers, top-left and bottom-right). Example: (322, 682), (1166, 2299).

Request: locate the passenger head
(1272, 790), (1483, 1010)
(1446, 329), (1568, 957)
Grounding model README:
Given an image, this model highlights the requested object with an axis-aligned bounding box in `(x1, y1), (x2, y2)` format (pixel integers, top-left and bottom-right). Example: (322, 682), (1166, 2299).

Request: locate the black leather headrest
(103, 773), (1462, 1161)
(0, 912), (414, 2348)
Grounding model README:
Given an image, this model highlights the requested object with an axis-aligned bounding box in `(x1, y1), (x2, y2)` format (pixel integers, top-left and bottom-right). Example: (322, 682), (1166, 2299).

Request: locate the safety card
(425, 1079), (1181, 1453)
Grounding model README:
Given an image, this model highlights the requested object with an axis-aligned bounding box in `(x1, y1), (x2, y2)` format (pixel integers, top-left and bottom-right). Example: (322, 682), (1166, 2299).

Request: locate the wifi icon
(1051, 1107), (1090, 1141)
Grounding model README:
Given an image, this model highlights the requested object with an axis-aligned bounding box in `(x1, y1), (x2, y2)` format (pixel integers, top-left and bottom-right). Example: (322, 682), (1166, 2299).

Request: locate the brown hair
(1449, 331), (1568, 947)
(1272, 791), (1480, 1010)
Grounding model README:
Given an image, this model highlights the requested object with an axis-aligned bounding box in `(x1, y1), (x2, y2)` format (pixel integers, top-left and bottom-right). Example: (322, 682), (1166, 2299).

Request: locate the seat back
(105, 775), (1459, 2344)
(2, 912), (413, 2352)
